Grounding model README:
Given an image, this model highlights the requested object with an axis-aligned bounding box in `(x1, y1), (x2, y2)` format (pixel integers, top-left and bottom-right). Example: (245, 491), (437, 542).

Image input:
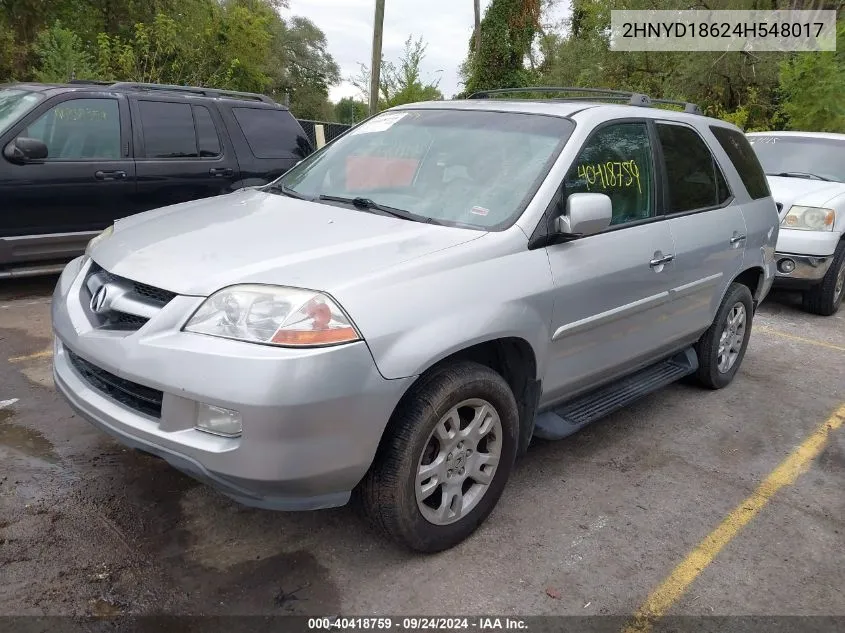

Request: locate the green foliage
(534, 0), (844, 132)
(777, 20), (845, 133)
(462, 0), (542, 95)
(0, 19), (16, 80)
(31, 20), (94, 82)
(334, 97), (367, 124)
(0, 0), (337, 118)
(272, 15), (341, 119)
(353, 36), (444, 110)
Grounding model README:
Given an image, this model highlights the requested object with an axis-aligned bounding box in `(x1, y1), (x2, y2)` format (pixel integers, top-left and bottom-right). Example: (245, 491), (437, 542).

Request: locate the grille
(84, 263), (178, 331)
(67, 348), (163, 418)
(114, 312), (149, 327)
(132, 280), (177, 306)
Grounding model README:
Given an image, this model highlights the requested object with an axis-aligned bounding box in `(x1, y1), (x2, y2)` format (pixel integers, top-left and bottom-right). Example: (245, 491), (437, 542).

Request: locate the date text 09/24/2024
(307, 617), (528, 631)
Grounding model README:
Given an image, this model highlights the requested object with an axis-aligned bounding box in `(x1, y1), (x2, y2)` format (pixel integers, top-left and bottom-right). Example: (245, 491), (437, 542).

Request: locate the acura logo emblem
(90, 284), (111, 314)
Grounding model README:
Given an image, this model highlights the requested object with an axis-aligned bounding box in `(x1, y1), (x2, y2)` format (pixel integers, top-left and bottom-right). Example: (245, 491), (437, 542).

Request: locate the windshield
(0, 88), (44, 137)
(748, 135), (845, 183)
(276, 109), (574, 230)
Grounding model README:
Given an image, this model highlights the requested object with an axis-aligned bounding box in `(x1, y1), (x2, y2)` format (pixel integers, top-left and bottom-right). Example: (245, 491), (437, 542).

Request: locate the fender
(333, 236), (556, 381)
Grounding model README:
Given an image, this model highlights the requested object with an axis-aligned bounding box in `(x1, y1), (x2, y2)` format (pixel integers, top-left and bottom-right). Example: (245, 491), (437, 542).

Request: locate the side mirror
(4, 137), (48, 164)
(555, 193), (612, 237)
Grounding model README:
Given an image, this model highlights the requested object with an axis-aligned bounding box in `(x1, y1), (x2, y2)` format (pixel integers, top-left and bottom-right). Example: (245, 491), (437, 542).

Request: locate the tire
(802, 240), (845, 317)
(356, 361), (519, 553)
(693, 282), (754, 390)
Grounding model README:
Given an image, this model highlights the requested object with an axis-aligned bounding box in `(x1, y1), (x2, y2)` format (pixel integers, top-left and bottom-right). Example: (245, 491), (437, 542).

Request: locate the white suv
(748, 132), (845, 315)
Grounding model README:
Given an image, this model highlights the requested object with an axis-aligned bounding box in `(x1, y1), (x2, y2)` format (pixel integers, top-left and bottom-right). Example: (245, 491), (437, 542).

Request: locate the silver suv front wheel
(357, 361), (519, 553)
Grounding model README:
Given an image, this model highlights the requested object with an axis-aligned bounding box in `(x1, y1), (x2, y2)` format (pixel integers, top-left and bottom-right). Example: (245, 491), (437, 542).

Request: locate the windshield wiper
(767, 171), (835, 182)
(318, 194), (433, 223)
(265, 182), (312, 200)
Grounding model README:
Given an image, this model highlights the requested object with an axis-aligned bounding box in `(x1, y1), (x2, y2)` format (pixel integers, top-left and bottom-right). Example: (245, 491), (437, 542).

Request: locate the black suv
(0, 81), (312, 277)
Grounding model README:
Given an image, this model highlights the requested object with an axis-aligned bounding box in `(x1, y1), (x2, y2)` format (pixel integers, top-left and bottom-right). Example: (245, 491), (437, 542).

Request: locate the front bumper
(772, 252), (833, 285)
(772, 228), (839, 287)
(52, 257), (413, 510)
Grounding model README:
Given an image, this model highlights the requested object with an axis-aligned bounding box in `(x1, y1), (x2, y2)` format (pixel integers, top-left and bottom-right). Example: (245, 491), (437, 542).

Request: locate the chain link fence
(296, 119), (354, 149)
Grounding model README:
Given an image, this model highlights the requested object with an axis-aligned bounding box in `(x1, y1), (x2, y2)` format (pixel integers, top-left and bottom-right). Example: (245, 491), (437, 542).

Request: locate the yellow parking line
(8, 349), (53, 363)
(622, 402), (845, 633)
(755, 325), (845, 353)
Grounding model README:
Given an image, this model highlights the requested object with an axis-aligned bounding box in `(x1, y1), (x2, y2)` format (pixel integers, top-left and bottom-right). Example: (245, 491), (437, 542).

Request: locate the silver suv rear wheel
(693, 282), (754, 389)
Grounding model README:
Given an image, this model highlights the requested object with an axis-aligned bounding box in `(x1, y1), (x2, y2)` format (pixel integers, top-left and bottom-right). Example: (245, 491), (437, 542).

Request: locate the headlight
(183, 285), (361, 347)
(85, 224), (114, 255)
(782, 206), (835, 231)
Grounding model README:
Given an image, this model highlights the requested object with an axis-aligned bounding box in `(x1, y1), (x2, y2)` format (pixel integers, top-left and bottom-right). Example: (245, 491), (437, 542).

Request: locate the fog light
(778, 258), (796, 274)
(195, 403), (242, 437)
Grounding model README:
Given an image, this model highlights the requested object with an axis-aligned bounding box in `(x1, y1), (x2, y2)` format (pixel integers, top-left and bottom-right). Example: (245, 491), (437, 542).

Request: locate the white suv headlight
(782, 206), (835, 231)
(183, 285), (361, 347)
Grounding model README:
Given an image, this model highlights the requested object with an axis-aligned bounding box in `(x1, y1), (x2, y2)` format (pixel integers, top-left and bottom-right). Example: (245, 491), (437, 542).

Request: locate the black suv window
(193, 105), (221, 157)
(232, 107), (304, 159)
(23, 98), (120, 160)
(138, 101), (198, 159)
(711, 126), (771, 199)
(657, 124), (731, 213)
(564, 122), (655, 226)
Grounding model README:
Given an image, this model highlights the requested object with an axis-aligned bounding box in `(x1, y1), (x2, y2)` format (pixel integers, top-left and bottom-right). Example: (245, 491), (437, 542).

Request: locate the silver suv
(52, 88), (779, 552)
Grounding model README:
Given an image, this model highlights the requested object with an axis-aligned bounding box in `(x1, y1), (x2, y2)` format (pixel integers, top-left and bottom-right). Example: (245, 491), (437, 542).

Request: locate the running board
(533, 348), (698, 441)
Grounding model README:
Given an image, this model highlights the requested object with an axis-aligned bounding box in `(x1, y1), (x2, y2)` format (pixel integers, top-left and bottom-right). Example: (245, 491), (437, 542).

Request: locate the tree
(2, 0), (341, 118)
(778, 19), (845, 132)
(31, 20), (93, 82)
(270, 15), (341, 119)
(536, 0), (803, 131)
(352, 35), (443, 110)
(461, 0), (542, 95)
(334, 97), (367, 124)
(0, 19), (17, 80)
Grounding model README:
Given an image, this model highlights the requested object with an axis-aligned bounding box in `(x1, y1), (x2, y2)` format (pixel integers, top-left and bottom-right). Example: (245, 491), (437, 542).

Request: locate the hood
(767, 176), (845, 220)
(93, 190), (483, 296)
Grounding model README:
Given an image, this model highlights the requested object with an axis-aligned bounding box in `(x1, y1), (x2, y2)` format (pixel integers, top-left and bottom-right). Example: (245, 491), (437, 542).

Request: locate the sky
(280, 0), (570, 102)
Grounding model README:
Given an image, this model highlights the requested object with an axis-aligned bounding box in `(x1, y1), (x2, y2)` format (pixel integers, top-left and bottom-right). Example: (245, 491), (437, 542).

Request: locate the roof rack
(651, 98), (702, 115)
(68, 79), (114, 86)
(109, 82), (275, 104)
(466, 86), (701, 115)
(69, 80), (275, 104)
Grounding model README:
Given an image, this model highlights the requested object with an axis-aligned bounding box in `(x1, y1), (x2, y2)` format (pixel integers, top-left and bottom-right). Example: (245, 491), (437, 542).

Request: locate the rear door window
(710, 126), (770, 199)
(232, 107), (306, 159)
(657, 124), (731, 213)
(193, 105), (221, 157)
(138, 101), (197, 158)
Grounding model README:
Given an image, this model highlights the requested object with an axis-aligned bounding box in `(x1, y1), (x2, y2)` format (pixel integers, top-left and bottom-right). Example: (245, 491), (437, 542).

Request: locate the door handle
(94, 170), (127, 181)
(209, 167), (234, 177)
(730, 234), (747, 244)
(650, 254), (675, 267)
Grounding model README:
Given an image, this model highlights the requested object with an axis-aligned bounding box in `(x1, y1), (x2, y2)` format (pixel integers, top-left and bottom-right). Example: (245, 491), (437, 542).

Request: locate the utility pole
(369, 0), (386, 116)
(474, 0), (482, 55)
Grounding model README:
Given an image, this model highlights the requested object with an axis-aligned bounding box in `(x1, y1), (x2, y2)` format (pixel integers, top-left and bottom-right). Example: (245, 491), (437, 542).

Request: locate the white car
(748, 132), (845, 315)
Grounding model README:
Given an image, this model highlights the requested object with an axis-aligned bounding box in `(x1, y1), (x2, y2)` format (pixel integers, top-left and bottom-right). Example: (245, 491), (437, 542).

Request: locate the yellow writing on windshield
(577, 160), (642, 194)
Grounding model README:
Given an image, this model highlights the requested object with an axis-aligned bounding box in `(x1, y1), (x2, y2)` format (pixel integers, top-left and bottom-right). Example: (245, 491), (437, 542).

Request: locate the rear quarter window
(232, 107), (310, 159)
(710, 126), (770, 200)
